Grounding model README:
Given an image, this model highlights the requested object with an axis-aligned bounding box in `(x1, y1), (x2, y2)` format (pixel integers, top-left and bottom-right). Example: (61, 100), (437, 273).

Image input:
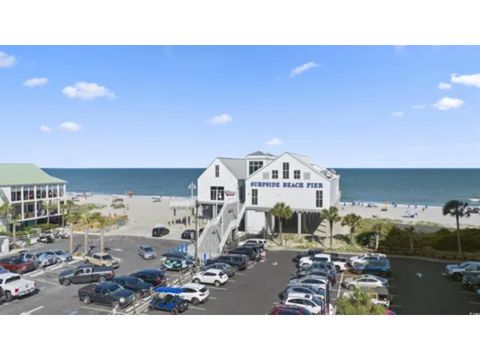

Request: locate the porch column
(297, 212), (302, 234)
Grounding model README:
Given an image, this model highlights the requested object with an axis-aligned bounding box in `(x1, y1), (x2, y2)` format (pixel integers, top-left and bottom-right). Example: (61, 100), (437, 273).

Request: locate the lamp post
(188, 182), (197, 199)
(193, 200), (200, 272)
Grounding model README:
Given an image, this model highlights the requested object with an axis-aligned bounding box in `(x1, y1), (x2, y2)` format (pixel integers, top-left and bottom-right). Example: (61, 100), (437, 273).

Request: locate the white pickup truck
(0, 272), (36, 302)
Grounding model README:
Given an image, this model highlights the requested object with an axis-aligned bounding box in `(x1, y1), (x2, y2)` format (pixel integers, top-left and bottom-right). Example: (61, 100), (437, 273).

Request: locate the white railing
(197, 199), (246, 259)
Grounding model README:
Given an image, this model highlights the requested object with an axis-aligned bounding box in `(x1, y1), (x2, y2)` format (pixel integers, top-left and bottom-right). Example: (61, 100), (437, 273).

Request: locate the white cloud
(62, 81), (115, 100)
(209, 113), (232, 125)
(266, 138), (283, 146)
(0, 50), (16, 68)
(24, 77), (48, 87)
(59, 122), (82, 132)
(392, 111), (404, 118)
(432, 97), (464, 111)
(438, 82), (452, 90)
(290, 61), (319, 77)
(451, 73), (480, 88)
(40, 125), (52, 133)
(412, 104), (428, 110)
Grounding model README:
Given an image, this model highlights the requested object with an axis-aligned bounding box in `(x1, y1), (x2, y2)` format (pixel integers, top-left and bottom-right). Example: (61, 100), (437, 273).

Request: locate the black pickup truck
(78, 282), (135, 309)
(59, 265), (115, 286)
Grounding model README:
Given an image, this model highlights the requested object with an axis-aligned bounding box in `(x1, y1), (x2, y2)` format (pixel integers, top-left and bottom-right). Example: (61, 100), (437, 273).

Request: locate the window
(316, 190), (323, 208)
(304, 172), (311, 180)
(263, 172), (269, 180)
(11, 187), (22, 202)
(252, 189), (258, 205)
(249, 161), (264, 175)
(283, 162), (289, 179)
(210, 187), (225, 201)
(294, 170), (301, 179)
(215, 165), (220, 178)
(272, 170), (278, 179)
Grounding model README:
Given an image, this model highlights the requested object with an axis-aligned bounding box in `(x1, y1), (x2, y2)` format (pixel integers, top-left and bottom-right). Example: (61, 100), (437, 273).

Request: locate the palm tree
(321, 206), (342, 249)
(0, 203), (12, 231)
(60, 199), (74, 228)
(78, 211), (97, 254)
(93, 213), (112, 253)
(42, 200), (58, 225)
(269, 202), (293, 247)
(372, 223), (383, 251)
(405, 226), (417, 254)
(0, 203), (20, 242)
(443, 200), (471, 254)
(341, 213), (362, 243)
(65, 210), (81, 254)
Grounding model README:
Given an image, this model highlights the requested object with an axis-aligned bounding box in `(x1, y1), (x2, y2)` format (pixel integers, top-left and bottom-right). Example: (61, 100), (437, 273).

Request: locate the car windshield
(54, 250), (64, 255)
(105, 284), (122, 292)
(102, 255), (113, 260)
(143, 247), (154, 252)
(6, 275), (22, 283)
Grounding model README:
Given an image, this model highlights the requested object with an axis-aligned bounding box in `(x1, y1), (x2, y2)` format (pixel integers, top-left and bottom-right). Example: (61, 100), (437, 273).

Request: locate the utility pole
(194, 200), (200, 272)
(188, 182), (196, 199)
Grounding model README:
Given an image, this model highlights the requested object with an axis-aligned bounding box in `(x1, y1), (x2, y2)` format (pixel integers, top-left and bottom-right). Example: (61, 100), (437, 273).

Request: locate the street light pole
(188, 182), (197, 199)
(194, 200), (200, 272)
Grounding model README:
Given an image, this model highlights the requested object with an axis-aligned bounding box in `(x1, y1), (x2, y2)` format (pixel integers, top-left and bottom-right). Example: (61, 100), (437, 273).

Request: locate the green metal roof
(0, 164), (66, 186)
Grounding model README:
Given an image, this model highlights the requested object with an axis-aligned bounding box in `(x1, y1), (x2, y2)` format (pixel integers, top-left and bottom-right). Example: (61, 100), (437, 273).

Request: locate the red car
(269, 305), (313, 315)
(0, 257), (36, 274)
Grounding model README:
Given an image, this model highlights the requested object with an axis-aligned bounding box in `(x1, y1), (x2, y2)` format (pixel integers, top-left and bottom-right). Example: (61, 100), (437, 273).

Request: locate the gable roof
(218, 158), (247, 180)
(0, 164), (66, 186)
(246, 151), (275, 157)
(287, 153), (338, 180)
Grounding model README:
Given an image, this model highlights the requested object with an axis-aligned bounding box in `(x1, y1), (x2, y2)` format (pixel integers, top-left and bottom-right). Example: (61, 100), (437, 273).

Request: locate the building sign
(250, 181), (323, 189)
(225, 190), (237, 197)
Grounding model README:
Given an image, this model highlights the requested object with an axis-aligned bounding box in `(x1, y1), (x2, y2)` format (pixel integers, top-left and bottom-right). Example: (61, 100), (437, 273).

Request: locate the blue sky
(1, 46), (480, 168)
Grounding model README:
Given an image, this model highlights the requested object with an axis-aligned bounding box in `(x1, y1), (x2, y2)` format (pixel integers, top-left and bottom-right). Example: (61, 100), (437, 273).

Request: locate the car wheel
(5, 291), (13, 302)
(335, 266), (341, 272)
(191, 297), (200, 305)
(214, 280), (221, 287)
(62, 279), (72, 286)
(171, 309), (178, 315)
(193, 278), (201, 284)
(83, 296), (91, 304)
(148, 305), (154, 311)
(98, 276), (106, 283)
(348, 285), (355, 290)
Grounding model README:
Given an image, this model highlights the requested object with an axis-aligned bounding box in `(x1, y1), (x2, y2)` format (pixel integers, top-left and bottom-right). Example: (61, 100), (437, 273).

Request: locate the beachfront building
(0, 164), (67, 231)
(197, 151), (341, 235)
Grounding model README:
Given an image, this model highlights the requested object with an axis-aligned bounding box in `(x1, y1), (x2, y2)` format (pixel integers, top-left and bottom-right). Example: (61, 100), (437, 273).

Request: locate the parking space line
(31, 278), (60, 286)
(229, 279), (237, 283)
(469, 301), (480, 306)
(69, 260), (80, 266)
(210, 297), (218, 300)
(21, 305), (45, 315)
(79, 305), (116, 315)
(27, 270), (45, 278)
(337, 272), (344, 299)
(189, 306), (206, 311)
(207, 287), (228, 291)
(236, 273), (246, 276)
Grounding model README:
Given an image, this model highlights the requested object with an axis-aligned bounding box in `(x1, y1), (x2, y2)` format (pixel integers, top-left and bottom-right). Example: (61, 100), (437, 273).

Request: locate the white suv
(180, 283), (210, 305)
(193, 269), (228, 287)
(0, 272), (36, 302)
(283, 294), (324, 315)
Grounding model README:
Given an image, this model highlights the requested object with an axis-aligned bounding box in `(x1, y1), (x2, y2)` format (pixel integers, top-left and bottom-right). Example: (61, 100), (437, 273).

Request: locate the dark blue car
(149, 294), (189, 315)
(352, 261), (391, 277)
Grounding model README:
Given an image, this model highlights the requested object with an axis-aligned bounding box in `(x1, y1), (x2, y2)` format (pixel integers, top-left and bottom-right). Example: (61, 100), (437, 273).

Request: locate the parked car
(348, 253), (387, 267)
(19, 252), (40, 268)
(294, 249), (324, 263)
(298, 261), (336, 279)
(164, 257), (189, 271)
(229, 247), (258, 261)
(180, 283), (210, 305)
(0, 272), (36, 302)
(238, 238), (268, 250)
(37, 234), (55, 243)
(202, 263), (236, 277)
(446, 262), (480, 281)
(59, 265), (115, 286)
(283, 294), (324, 315)
(295, 269), (336, 286)
(181, 228), (204, 240)
(269, 305), (313, 315)
(84, 252), (120, 269)
(462, 273), (480, 291)
(205, 254), (248, 271)
(149, 294), (189, 314)
(161, 252), (195, 266)
(51, 249), (73, 262)
(342, 276), (385, 290)
(130, 269), (167, 286)
(351, 260), (392, 277)
(112, 276), (153, 299)
(35, 251), (58, 267)
(351, 274), (389, 287)
(331, 258), (348, 272)
(193, 269), (228, 287)
(0, 257), (35, 274)
(152, 225), (170, 238)
(138, 245), (157, 260)
(298, 253), (332, 268)
(0, 266), (7, 274)
(288, 275), (329, 290)
(78, 282), (135, 309)
(0, 286), (4, 303)
(241, 243), (266, 259)
(279, 285), (328, 302)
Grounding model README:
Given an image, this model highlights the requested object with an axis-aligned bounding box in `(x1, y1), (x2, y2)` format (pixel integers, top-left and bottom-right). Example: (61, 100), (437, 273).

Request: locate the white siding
(197, 159), (240, 203)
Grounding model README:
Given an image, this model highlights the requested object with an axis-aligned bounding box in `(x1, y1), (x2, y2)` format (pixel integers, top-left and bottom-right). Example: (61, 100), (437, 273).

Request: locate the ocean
(44, 168), (480, 207)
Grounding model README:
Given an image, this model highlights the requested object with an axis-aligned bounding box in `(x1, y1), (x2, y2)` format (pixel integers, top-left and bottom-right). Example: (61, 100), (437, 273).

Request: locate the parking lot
(2, 236), (480, 315)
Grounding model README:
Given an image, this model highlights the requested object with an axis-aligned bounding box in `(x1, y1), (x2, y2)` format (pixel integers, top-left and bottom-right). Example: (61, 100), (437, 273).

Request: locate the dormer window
(249, 161), (264, 175)
(215, 165), (220, 178)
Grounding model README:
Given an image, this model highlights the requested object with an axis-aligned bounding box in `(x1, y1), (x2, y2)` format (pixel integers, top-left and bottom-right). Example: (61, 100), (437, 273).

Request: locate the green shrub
(336, 290), (386, 315)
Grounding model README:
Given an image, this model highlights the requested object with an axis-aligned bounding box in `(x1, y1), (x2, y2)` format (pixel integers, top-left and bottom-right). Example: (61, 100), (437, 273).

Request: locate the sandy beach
(75, 194), (480, 239)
